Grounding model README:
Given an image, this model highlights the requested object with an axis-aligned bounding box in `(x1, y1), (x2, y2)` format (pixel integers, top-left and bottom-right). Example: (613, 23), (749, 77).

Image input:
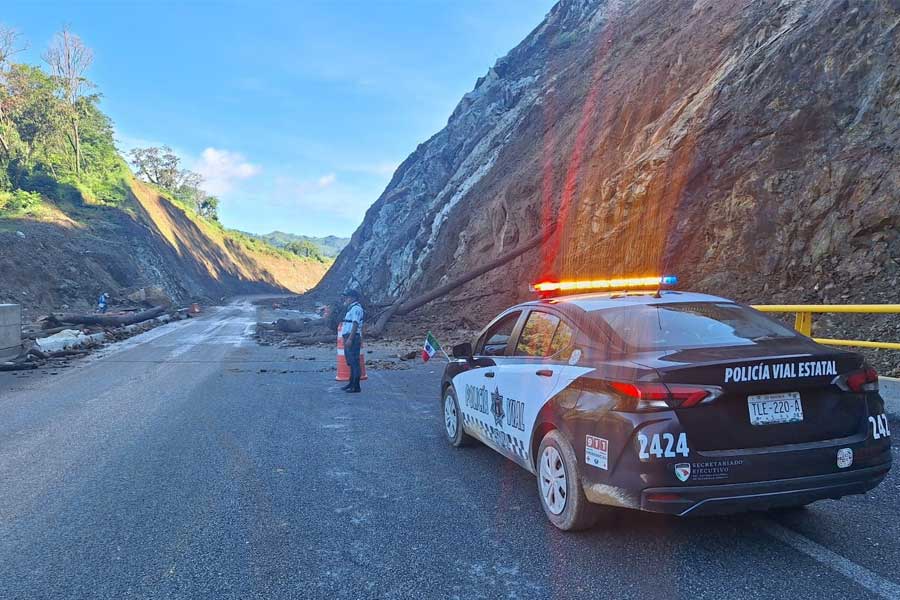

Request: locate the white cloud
(317, 173), (336, 188)
(194, 147), (261, 196)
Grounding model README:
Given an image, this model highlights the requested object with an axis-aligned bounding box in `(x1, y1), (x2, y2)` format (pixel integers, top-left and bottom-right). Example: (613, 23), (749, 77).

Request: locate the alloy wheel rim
(539, 446), (567, 515)
(444, 395), (458, 439)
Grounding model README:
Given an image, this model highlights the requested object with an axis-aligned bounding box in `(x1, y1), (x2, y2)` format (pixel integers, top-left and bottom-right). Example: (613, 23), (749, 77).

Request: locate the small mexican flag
(422, 331), (443, 362)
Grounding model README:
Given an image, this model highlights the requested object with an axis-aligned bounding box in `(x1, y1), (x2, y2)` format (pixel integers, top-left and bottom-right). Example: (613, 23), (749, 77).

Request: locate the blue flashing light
(661, 275), (678, 286)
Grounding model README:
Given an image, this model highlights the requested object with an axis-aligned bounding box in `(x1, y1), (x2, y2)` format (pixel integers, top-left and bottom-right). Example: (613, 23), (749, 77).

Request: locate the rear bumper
(640, 462), (891, 516)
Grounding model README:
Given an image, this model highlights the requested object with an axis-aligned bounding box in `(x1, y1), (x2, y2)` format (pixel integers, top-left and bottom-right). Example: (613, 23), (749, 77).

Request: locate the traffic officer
(97, 292), (109, 314)
(339, 289), (364, 393)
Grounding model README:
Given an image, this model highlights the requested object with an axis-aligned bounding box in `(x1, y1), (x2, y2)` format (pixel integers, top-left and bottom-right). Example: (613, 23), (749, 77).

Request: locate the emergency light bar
(530, 275), (678, 294)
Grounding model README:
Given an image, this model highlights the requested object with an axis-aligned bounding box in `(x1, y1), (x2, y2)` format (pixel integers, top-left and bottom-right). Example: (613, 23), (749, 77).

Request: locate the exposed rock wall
(317, 0), (899, 322)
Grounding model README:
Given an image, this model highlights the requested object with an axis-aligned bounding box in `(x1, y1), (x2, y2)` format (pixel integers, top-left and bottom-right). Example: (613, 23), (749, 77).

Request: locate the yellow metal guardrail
(752, 305), (900, 350)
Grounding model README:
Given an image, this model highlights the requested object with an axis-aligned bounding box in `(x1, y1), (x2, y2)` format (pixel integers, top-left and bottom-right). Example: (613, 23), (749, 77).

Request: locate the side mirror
(452, 342), (473, 360)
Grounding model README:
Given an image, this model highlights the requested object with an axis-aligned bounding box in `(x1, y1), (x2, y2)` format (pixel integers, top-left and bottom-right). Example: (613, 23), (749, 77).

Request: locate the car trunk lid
(634, 344), (867, 451)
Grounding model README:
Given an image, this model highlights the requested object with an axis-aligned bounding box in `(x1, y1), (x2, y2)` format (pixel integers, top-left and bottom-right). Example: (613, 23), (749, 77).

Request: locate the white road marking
(760, 519), (900, 599)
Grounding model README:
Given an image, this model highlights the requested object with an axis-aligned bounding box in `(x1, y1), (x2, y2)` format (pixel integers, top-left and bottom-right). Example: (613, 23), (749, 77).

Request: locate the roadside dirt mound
(0, 179), (329, 321)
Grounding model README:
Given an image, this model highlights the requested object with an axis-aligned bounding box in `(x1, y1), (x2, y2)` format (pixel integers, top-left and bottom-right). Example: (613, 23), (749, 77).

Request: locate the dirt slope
(0, 179), (329, 317)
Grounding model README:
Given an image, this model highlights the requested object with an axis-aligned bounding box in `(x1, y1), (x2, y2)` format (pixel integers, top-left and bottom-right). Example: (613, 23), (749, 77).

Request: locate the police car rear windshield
(591, 302), (799, 352)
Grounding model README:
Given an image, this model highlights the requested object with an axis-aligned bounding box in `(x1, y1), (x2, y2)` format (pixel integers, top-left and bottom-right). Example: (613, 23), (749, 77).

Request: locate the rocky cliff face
(317, 0), (900, 321)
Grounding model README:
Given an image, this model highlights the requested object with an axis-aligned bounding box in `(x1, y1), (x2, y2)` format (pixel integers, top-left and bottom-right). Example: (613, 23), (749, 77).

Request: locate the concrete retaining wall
(0, 304), (21, 361)
(879, 377), (900, 419)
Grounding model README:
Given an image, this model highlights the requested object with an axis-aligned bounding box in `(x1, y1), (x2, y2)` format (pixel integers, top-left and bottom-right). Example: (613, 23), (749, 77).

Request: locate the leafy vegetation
(220, 229), (320, 262)
(129, 145), (219, 220)
(248, 230), (349, 258)
(0, 189), (40, 213)
(0, 26), (133, 216)
(284, 239), (327, 262)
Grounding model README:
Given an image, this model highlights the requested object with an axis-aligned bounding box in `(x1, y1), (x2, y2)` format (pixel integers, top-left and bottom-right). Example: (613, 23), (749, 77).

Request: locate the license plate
(747, 392), (803, 426)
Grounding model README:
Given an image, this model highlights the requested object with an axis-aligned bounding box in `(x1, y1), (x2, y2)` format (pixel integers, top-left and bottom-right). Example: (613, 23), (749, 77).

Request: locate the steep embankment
(0, 178), (329, 315)
(318, 0), (900, 322)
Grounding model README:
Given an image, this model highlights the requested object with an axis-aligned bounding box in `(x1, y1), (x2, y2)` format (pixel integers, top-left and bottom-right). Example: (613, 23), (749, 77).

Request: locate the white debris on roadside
(35, 329), (106, 353)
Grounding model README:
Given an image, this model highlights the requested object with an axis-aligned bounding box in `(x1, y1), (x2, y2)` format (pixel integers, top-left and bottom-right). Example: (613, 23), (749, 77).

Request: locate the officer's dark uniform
(340, 290), (364, 393)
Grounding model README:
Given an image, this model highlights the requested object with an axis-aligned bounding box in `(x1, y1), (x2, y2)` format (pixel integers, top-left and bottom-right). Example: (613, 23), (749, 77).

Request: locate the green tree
(284, 240), (324, 261)
(4, 64), (65, 166)
(198, 195), (219, 221)
(129, 146), (184, 189)
(0, 24), (166, 208)
(129, 145), (218, 220)
(43, 27), (93, 175)
(0, 24), (27, 158)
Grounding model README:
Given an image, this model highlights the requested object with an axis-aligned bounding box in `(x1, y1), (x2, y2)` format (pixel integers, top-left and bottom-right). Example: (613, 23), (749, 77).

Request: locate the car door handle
(536, 369), (554, 377)
(484, 371), (495, 378)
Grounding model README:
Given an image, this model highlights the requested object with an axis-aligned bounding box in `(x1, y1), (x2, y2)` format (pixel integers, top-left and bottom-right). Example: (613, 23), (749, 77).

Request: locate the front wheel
(537, 429), (599, 531)
(443, 387), (473, 447)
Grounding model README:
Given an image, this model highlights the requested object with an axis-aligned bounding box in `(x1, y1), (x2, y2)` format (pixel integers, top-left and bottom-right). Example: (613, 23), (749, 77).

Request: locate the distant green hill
(248, 231), (349, 258)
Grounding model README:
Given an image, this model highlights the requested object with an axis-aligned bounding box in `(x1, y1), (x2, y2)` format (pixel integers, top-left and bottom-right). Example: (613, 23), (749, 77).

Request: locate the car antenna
(654, 274), (678, 298)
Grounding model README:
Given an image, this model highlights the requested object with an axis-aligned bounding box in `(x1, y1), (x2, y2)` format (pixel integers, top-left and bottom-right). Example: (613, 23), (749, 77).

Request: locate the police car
(440, 276), (892, 530)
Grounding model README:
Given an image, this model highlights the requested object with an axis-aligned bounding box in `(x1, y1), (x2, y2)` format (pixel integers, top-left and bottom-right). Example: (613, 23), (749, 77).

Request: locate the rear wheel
(443, 387), (473, 447)
(537, 429), (599, 531)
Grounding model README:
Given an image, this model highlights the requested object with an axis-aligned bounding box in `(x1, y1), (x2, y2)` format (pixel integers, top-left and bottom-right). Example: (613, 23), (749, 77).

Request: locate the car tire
(537, 429), (599, 531)
(443, 387), (473, 447)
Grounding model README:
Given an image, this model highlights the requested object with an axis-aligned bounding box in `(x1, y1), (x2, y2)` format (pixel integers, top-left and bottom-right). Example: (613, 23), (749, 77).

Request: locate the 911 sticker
(837, 448), (853, 469)
(869, 414), (891, 440)
(638, 432), (689, 460)
(585, 435), (608, 470)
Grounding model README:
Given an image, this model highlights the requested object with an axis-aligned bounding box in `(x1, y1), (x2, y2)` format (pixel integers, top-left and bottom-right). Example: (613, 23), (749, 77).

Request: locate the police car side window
(515, 311), (561, 357)
(548, 320), (574, 358)
(479, 311), (521, 356)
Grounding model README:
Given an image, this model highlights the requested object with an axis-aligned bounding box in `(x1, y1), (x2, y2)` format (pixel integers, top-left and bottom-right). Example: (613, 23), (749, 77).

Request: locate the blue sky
(5, 1), (555, 237)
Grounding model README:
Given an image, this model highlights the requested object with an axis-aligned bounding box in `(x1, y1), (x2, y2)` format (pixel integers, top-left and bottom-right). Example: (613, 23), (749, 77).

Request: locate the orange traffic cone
(336, 326), (367, 381)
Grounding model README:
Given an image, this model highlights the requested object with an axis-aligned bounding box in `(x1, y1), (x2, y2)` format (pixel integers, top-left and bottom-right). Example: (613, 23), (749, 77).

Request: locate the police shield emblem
(675, 463), (691, 482)
(491, 387), (505, 428)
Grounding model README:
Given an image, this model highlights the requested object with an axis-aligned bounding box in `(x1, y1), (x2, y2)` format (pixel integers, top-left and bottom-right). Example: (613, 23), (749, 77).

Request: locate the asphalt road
(1, 300), (899, 600)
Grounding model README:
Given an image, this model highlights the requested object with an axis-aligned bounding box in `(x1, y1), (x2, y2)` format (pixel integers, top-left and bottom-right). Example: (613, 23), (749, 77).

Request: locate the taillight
(668, 384), (719, 408)
(610, 381), (722, 412)
(835, 367), (879, 393)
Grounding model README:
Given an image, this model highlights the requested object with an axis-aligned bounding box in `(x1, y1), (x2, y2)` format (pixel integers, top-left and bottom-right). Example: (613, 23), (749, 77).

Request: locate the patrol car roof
(526, 290), (733, 312)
